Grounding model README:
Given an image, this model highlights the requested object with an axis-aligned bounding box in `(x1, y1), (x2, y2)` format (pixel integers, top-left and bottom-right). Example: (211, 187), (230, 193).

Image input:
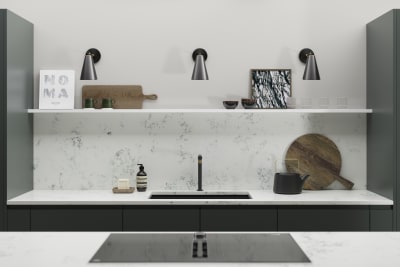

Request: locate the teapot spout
(300, 174), (310, 185)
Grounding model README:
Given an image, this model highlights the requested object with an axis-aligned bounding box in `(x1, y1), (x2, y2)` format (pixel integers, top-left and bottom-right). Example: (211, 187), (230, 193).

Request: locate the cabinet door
(123, 206), (199, 231)
(31, 206), (122, 231)
(278, 206), (369, 231)
(7, 207), (30, 231)
(370, 206), (393, 231)
(201, 206), (277, 231)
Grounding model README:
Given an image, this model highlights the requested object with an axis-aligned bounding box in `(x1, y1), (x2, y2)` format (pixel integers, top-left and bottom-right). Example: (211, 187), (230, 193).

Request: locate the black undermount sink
(149, 191), (252, 199)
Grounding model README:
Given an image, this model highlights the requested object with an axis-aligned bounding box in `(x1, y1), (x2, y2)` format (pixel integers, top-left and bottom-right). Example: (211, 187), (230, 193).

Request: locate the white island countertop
(1, 232), (400, 267)
(7, 189), (393, 205)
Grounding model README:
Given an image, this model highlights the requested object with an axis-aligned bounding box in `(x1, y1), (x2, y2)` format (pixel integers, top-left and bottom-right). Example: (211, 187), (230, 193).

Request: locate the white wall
(1, 0), (393, 190)
(1, 0), (398, 108)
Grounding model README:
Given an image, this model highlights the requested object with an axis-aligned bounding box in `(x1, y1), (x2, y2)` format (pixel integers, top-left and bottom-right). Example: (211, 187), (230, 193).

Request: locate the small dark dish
(223, 101), (239, 109)
(241, 98), (257, 109)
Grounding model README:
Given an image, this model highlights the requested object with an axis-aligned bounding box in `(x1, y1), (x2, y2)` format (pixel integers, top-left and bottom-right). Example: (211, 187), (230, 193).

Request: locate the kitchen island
(0, 232), (399, 267)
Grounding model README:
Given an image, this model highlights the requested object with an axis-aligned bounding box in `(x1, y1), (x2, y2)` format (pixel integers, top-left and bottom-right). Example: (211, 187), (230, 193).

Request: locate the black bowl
(241, 98), (257, 109)
(223, 101), (239, 109)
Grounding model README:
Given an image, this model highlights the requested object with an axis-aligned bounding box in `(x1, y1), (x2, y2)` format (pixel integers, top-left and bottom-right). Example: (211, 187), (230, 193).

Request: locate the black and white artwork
(250, 69), (291, 109)
(39, 70), (75, 109)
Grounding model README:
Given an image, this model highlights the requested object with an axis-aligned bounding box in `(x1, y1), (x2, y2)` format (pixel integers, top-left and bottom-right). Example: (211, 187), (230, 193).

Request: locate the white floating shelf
(28, 108), (373, 114)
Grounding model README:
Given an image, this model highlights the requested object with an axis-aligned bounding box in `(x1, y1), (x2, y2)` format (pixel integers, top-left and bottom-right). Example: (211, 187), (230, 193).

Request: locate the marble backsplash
(33, 113), (366, 190)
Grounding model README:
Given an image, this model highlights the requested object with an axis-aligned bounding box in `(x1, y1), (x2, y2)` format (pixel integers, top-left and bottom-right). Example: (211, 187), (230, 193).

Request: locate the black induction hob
(90, 232), (310, 263)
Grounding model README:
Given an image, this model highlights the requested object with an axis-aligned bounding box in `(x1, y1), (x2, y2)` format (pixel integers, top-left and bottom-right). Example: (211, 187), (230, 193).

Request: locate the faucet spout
(197, 154), (203, 191)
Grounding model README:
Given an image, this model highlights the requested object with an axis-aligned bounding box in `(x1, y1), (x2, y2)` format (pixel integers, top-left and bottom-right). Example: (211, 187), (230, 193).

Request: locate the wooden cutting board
(285, 133), (354, 190)
(82, 85), (157, 109)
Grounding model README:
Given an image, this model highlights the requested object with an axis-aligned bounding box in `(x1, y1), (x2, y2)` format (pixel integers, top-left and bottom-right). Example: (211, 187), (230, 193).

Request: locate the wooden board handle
(286, 163), (354, 190)
(332, 173), (354, 189)
(316, 166), (354, 189)
(144, 94), (158, 100)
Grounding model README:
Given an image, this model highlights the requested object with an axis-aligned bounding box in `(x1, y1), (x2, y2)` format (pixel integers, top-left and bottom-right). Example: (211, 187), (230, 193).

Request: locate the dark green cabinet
(201, 206), (277, 231)
(367, 9), (400, 231)
(123, 206), (200, 231)
(370, 206), (393, 231)
(30, 206), (122, 231)
(7, 207), (30, 231)
(7, 204), (387, 231)
(277, 206), (370, 231)
(0, 9), (33, 231)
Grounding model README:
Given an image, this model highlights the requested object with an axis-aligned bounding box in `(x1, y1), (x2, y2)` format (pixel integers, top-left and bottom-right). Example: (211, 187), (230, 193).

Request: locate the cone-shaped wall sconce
(299, 48), (320, 80)
(191, 48), (209, 80)
(80, 48), (101, 80)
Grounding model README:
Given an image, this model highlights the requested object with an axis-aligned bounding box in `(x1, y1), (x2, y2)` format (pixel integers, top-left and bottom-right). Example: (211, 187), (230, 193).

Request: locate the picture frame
(39, 70), (75, 109)
(250, 69), (291, 109)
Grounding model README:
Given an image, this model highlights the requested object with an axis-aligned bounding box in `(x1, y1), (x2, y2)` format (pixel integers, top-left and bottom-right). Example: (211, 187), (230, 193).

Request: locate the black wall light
(299, 48), (320, 80)
(191, 48), (209, 80)
(80, 48), (101, 80)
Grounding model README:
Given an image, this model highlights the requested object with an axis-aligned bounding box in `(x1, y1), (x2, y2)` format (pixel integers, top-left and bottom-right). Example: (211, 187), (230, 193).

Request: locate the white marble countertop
(1, 232), (400, 267)
(7, 189), (393, 205)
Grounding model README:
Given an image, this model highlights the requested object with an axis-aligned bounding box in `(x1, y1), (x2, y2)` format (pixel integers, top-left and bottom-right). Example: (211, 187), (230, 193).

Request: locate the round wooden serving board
(285, 133), (354, 190)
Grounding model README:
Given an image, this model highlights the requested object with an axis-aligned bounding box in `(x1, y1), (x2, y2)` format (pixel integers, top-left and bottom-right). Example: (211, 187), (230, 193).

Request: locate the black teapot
(273, 172), (310, 194)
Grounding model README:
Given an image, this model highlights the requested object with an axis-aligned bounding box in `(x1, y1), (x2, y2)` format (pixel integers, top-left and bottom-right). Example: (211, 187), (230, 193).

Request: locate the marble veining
(34, 113), (366, 190)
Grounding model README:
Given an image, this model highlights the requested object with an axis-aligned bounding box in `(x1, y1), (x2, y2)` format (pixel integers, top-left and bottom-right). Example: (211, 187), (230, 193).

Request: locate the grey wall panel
(6, 10), (33, 200)
(367, 10), (395, 200)
(396, 10), (400, 231)
(0, 10), (7, 231)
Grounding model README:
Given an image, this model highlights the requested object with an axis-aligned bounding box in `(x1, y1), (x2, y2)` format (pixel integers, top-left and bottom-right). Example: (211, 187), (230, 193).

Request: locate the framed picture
(250, 69), (291, 109)
(39, 70), (75, 109)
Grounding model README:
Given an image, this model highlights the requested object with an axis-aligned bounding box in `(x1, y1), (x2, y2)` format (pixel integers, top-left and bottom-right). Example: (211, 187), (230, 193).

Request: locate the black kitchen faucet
(197, 154), (203, 191)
